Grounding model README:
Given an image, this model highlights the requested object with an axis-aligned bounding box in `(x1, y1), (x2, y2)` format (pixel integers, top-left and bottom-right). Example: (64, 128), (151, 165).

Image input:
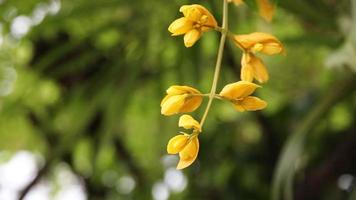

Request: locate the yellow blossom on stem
(219, 81), (267, 111)
(241, 52), (269, 83)
(161, 86), (202, 116)
(176, 136), (199, 169)
(167, 135), (189, 154)
(234, 32), (283, 83)
(256, 0), (275, 22)
(167, 115), (201, 169)
(168, 4), (218, 47)
(234, 32), (283, 55)
(227, 0), (275, 21)
(179, 114), (201, 132)
(167, 134), (200, 170)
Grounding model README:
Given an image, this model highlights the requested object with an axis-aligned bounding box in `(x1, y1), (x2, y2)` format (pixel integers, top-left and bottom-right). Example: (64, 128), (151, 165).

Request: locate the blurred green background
(1, 0), (356, 199)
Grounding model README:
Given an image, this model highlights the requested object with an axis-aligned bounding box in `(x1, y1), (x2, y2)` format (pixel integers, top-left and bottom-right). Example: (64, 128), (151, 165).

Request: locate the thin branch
(199, 0), (229, 129)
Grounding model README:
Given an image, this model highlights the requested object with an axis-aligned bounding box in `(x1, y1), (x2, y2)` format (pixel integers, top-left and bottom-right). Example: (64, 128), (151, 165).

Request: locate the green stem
(199, 0), (229, 129)
(214, 26), (234, 38)
(190, 93), (226, 100)
(190, 93), (210, 97)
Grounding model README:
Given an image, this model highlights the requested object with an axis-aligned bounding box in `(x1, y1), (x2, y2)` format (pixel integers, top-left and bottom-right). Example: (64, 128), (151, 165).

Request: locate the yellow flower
(234, 32), (283, 83)
(234, 32), (283, 55)
(177, 136), (199, 169)
(168, 4), (218, 47)
(241, 52), (269, 83)
(219, 81), (267, 112)
(228, 0), (275, 21)
(167, 115), (201, 169)
(167, 134), (199, 170)
(256, 0), (275, 22)
(167, 135), (189, 154)
(161, 86), (202, 116)
(179, 114), (201, 132)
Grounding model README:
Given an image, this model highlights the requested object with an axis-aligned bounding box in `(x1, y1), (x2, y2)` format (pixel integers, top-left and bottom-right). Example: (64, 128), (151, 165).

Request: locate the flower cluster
(161, 1), (284, 169)
(168, 4), (217, 47)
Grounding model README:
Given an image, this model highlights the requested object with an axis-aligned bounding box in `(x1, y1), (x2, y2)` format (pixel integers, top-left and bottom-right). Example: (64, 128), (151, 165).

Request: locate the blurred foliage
(1, 0), (356, 199)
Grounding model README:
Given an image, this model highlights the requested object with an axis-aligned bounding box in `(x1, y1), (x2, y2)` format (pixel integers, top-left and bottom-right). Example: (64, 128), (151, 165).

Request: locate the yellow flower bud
(167, 135), (189, 154)
(166, 85), (200, 95)
(256, 0), (275, 22)
(241, 53), (254, 82)
(219, 81), (260, 100)
(184, 29), (201, 47)
(161, 86), (202, 116)
(168, 17), (194, 36)
(241, 53), (269, 83)
(161, 94), (188, 116)
(219, 81), (267, 112)
(178, 114), (201, 132)
(166, 135), (200, 169)
(177, 136), (199, 169)
(228, 0), (275, 21)
(234, 32), (283, 55)
(168, 4), (217, 47)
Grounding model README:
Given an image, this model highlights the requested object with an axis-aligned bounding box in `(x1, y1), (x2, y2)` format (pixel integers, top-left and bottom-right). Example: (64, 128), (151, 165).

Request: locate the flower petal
(241, 53), (254, 82)
(234, 96), (267, 111)
(250, 55), (269, 83)
(234, 35), (255, 50)
(219, 81), (261, 100)
(248, 32), (280, 43)
(257, 0), (275, 22)
(234, 32), (283, 55)
(180, 4), (217, 28)
(177, 136), (199, 169)
(166, 85), (201, 95)
(161, 94), (187, 116)
(180, 5), (202, 22)
(184, 29), (201, 47)
(241, 64), (254, 82)
(160, 94), (173, 106)
(178, 115), (201, 131)
(179, 96), (202, 113)
(167, 135), (189, 154)
(168, 17), (193, 36)
(260, 43), (283, 55)
(234, 104), (245, 112)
